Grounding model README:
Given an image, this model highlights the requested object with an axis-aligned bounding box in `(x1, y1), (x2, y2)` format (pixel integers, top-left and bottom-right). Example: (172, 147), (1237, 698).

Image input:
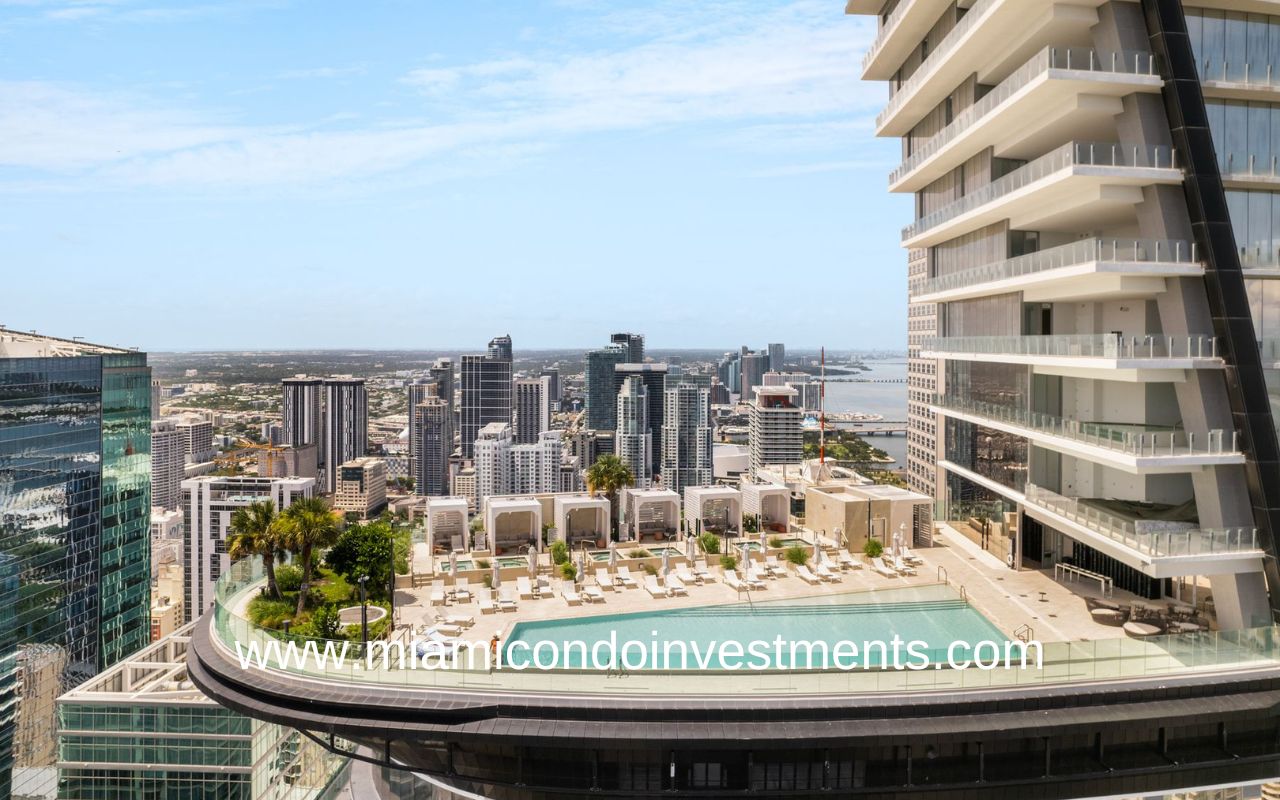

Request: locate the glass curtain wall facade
(0, 347), (151, 800)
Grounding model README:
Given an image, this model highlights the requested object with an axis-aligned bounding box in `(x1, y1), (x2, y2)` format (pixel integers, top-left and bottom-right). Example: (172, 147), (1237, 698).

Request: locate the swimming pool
(504, 585), (1006, 670)
(442, 556), (528, 572)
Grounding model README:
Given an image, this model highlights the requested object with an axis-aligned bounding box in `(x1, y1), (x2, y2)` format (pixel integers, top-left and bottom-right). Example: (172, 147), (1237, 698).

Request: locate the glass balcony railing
(931, 394), (1241, 458)
(861, 0), (923, 73)
(922, 333), (1220, 360)
(877, 0), (998, 130)
(902, 141), (1180, 242)
(891, 47), (1158, 187)
(913, 239), (1197, 298)
(1198, 59), (1280, 88)
(210, 556), (1280, 692)
(1025, 484), (1260, 557)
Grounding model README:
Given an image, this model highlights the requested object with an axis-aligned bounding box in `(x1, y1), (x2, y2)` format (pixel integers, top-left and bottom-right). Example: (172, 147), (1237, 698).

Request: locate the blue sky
(1, 0), (908, 351)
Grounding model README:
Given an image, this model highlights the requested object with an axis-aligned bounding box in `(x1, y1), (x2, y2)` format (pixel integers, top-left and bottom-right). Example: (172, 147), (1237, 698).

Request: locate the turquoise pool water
(443, 556), (527, 572)
(503, 585), (1006, 670)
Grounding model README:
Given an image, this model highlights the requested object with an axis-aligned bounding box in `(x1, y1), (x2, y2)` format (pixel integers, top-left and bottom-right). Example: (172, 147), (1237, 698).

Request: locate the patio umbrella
(577, 550), (587, 584)
(449, 550), (457, 580)
(740, 542), (751, 569)
(759, 531), (767, 553)
(491, 561), (501, 590)
(891, 528), (902, 560)
(609, 541), (618, 569)
(527, 547), (537, 576)
(661, 547), (671, 578)
(685, 535), (696, 562)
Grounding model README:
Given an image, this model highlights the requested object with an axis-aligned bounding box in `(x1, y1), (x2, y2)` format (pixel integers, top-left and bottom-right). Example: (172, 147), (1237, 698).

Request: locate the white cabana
(740, 480), (791, 534)
(620, 488), (681, 541)
(683, 485), (743, 538)
(553, 494), (611, 548)
(424, 496), (470, 553)
(484, 496), (543, 554)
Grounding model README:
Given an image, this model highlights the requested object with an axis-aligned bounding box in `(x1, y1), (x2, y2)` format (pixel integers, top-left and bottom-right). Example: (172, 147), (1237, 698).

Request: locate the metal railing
(921, 333), (1220, 360)
(877, 0), (998, 129)
(861, 0), (924, 73)
(913, 239), (1197, 298)
(930, 394), (1240, 458)
(891, 47), (1159, 186)
(1199, 59), (1280, 89)
(903, 141), (1179, 242)
(1025, 484), (1260, 557)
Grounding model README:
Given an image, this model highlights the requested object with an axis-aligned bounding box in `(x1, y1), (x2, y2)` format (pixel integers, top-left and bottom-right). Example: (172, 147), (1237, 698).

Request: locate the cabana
(683, 485), (742, 538)
(425, 496), (470, 553)
(740, 481), (791, 533)
(553, 494), (611, 548)
(620, 488), (681, 542)
(484, 496), (543, 554)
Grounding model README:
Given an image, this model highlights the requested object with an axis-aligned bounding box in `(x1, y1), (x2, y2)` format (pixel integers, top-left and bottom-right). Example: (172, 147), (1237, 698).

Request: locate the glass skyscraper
(0, 329), (151, 799)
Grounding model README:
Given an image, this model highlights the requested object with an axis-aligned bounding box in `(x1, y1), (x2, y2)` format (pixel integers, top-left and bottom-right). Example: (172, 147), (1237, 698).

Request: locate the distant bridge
(838, 421), (907, 436)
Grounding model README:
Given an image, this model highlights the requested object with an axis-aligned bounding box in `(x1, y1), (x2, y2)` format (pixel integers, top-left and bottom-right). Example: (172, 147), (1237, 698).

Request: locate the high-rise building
(321, 377), (367, 493)
(609, 332), (645, 363)
(767, 342), (785, 372)
(511, 430), (561, 495)
(282, 375), (323, 452)
(615, 376), (652, 487)
(150, 418), (185, 510)
(748, 385), (802, 477)
(407, 378), (438, 470)
(473, 422), (513, 504)
(853, 0), (1280, 624)
(460, 337), (513, 460)
(180, 475), (313, 622)
(512, 378), (549, 445)
(429, 357), (456, 450)
(150, 379), (161, 420)
(412, 397), (450, 496)
(584, 345), (627, 430)
(539, 367), (561, 407)
(739, 351), (768, 399)
(0, 328), (152, 799)
(764, 371), (821, 412)
(661, 379), (713, 495)
(709, 378), (731, 406)
(333, 457), (388, 519)
(174, 416), (215, 462)
(58, 623), (349, 799)
(612, 363), (667, 459)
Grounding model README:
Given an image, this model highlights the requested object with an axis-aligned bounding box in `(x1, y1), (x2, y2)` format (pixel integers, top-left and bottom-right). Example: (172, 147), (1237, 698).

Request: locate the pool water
(504, 585), (1005, 670)
(442, 556), (528, 572)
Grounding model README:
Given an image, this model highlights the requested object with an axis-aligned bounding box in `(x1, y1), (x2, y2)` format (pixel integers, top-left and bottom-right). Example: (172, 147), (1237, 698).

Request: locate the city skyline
(2, 0), (908, 351)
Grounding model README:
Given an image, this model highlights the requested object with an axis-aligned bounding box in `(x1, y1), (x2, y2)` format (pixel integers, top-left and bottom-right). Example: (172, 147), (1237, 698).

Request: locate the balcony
(875, 0), (1103, 136)
(920, 333), (1223, 379)
(902, 142), (1182, 248)
(1198, 59), (1280, 100)
(861, 0), (952, 81)
(929, 394), (1245, 472)
(1220, 154), (1280, 189)
(891, 47), (1161, 192)
(912, 239), (1202, 304)
(1024, 484), (1263, 578)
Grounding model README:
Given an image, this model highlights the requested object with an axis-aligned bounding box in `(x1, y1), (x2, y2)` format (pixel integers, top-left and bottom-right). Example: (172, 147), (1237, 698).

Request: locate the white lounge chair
(644, 575), (668, 598)
(796, 565), (822, 585)
(478, 593), (496, 613)
(536, 576), (552, 595)
(838, 551), (863, 571)
(725, 570), (749, 592)
(693, 559), (715, 583)
(453, 578), (472, 603)
(429, 582), (446, 606)
(594, 568), (616, 590)
(665, 575), (688, 596)
(498, 587), (519, 611)
(893, 557), (917, 577)
(764, 555), (787, 578)
(742, 569), (767, 590)
(815, 563), (842, 582)
(616, 566), (639, 589)
(902, 546), (924, 565)
(562, 587), (582, 605)
(422, 621), (462, 637)
(675, 566), (700, 585)
(583, 585), (606, 603)
(439, 611), (473, 628)
(516, 576), (535, 600)
(872, 557), (899, 578)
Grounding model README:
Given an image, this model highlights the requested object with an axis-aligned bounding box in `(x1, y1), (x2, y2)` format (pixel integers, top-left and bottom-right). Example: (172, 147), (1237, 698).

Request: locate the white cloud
(2, 0), (880, 188)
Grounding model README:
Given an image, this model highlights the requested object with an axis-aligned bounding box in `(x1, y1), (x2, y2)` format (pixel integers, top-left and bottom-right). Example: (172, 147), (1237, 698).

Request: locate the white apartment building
(512, 430), (561, 496)
(175, 417), (215, 463)
(615, 375), (652, 488)
(473, 422), (512, 505)
(150, 418), (184, 510)
(748, 385), (803, 477)
(180, 475), (313, 622)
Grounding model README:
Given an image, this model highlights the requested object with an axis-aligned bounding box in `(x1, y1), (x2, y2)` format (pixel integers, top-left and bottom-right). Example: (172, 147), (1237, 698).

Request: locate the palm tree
(228, 501), (285, 599)
(584, 454), (635, 538)
(279, 496), (342, 616)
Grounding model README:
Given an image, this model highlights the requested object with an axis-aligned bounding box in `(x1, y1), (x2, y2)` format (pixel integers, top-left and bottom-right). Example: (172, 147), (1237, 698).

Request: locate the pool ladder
(936, 565), (968, 604)
(1014, 624), (1035, 643)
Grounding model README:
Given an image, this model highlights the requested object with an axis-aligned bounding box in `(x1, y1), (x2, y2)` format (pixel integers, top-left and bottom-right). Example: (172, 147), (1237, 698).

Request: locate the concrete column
(1209, 571), (1271, 629)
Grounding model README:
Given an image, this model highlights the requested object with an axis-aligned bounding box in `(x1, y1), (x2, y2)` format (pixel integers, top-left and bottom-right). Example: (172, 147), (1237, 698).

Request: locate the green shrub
(768, 536), (784, 549)
(641, 563), (657, 576)
(275, 564), (303, 593)
(482, 574), (493, 589)
(698, 532), (721, 555)
(627, 548), (652, 559)
(784, 545), (809, 566)
(308, 604), (343, 640)
(743, 515), (758, 533)
(247, 597), (294, 629)
(560, 562), (577, 582)
(475, 558), (491, 570)
(863, 539), (884, 559)
(719, 554), (738, 572)
(550, 540), (570, 565)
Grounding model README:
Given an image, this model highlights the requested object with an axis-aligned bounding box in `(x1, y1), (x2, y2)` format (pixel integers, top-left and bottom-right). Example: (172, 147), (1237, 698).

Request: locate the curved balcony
(890, 47), (1160, 193)
(861, 0), (952, 80)
(929, 394), (1244, 472)
(1023, 484), (1263, 578)
(902, 142), (1182, 249)
(921, 333), (1223, 378)
(912, 239), (1202, 304)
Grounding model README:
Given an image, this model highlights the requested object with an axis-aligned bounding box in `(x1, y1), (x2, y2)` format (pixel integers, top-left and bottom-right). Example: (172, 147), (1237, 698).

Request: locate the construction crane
(215, 439), (287, 476)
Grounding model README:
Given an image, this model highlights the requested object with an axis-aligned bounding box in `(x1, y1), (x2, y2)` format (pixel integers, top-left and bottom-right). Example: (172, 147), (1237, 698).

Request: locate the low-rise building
(332, 457), (388, 519)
